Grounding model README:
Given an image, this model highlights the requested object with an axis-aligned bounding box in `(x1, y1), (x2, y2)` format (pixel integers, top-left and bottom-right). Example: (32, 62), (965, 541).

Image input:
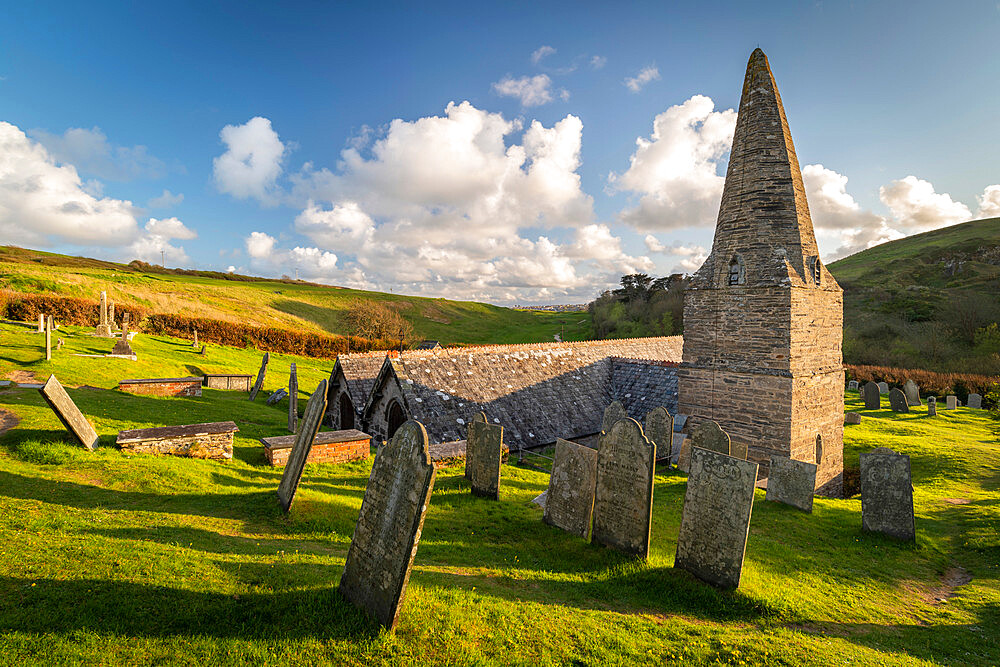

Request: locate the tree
(344, 299), (413, 342)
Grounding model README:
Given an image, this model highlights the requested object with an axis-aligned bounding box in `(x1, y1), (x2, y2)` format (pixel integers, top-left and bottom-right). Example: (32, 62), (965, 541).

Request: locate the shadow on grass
(84, 525), (349, 557)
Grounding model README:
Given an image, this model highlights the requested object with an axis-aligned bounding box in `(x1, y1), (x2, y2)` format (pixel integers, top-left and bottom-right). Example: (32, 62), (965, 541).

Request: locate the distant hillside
(827, 216), (1000, 374)
(0, 246), (591, 345)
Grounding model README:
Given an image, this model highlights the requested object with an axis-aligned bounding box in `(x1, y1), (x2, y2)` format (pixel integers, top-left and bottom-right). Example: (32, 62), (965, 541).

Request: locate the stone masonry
(677, 49), (844, 495)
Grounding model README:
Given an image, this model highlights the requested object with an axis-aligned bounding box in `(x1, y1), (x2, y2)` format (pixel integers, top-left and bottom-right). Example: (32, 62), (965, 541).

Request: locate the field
(0, 323), (998, 665)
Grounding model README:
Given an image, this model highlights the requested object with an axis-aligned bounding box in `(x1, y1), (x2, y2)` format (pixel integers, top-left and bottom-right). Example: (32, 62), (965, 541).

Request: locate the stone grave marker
(56, 337), (64, 351)
(848, 380), (859, 391)
(860, 447), (915, 541)
(111, 314), (134, 356)
(277, 379), (328, 512)
(44, 316), (51, 361)
(766, 456), (817, 512)
(249, 352), (269, 401)
(288, 363), (298, 433)
(543, 438), (598, 539)
(863, 382), (881, 410)
(192, 329), (199, 348)
(946, 395), (957, 410)
(888, 388), (909, 412)
(199, 345), (206, 355)
(845, 413), (862, 425)
(464, 412), (503, 500)
(644, 406), (674, 464)
(679, 420), (731, 473)
(601, 400), (627, 434)
(903, 379), (920, 406)
(37, 313), (44, 333)
(108, 302), (115, 329)
(267, 388), (288, 405)
(675, 447), (758, 589)
(927, 396), (937, 416)
(967, 393), (982, 409)
(339, 420), (436, 630)
(38, 375), (99, 450)
(877, 382), (889, 395)
(95, 291), (113, 337)
(591, 418), (655, 558)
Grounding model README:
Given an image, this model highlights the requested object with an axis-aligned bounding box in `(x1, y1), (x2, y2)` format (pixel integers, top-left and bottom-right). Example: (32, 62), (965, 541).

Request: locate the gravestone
(464, 412), (503, 499)
(95, 291), (113, 337)
(288, 363), (298, 433)
(927, 396), (937, 416)
(691, 420), (731, 455)
(601, 400), (627, 434)
(591, 418), (655, 558)
(903, 380), (920, 406)
(339, 420), (436, 630)
(192, 329), (199, 348)
(543, 438), (598, 539)
(877, 382), (889, 395)
(946, 395), (957, 410)
(200, 345), (206, 355)
(845, 413), (862, 425)
(848, 380), (859, 391)
(108, 302), (115, 329)
(860, 447), (915, 541)
(276, 379), (328, 512)
(111, 314), (134, 356)
(863, 382), (881, 410)
(249, 352), (269, 401)
(38, 375), (99, 450)
(266, 388), (287, 405)
(675, 447), (758, 589)
(888, 388), (909, 413)
(967, 393), (982, 409)
(766, 456), (817, 512)
(644, 406), (674, 464)
(37, 313), (44, 333)
(44, 316), (51, 361)
(56, 337), (64, 351)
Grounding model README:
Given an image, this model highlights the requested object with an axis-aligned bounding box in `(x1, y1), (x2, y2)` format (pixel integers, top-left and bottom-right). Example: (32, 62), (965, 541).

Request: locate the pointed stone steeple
(693, 48), (832, 290)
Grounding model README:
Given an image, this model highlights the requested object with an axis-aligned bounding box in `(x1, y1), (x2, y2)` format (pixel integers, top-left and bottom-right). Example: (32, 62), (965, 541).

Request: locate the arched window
(815, 433), (824, 464)
(727, 254), (745, 286)
(809, 256), (822, 285)
(339, 393), (355, 430)
(386, 399), (406, 439)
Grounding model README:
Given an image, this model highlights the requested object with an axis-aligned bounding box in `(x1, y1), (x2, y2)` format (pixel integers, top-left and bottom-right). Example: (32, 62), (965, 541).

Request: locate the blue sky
(1, 1), (998, 304)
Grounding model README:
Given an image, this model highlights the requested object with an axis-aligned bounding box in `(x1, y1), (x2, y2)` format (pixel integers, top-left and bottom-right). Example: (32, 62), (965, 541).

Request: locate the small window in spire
(727, 255), (745, 286)
(810, 256), (822, 285)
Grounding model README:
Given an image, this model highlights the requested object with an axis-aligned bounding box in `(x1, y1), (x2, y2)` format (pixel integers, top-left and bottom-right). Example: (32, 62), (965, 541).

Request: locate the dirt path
(0, 407), (20, 439)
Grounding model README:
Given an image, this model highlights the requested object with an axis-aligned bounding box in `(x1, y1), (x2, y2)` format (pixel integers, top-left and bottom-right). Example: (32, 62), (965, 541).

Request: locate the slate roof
(415, 340), (441, 350)
(609, 358), (679, 421)
(362, 336), (682, 451)
(331, 351), (390, 405)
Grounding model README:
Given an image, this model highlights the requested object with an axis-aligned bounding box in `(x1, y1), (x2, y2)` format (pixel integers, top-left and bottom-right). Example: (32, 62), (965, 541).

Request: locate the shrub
(845, 364), (1000, 404)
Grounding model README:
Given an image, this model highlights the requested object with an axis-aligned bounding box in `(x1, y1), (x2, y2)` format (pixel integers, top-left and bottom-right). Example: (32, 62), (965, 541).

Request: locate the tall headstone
(111, 313), (134, 356)
(464, 412), (503, 500)
(601, 400), (627, 434)
(848, 380), (859, 392)
(860, 447), (915, 541)
(288, 363), (298, 433)
(903, 380), (920, 406)
(543, 438), (598, 539)
(95, 291), (113, 337)
(927, 396), (937, 416)
(644, 406), (674, 464)
(766, 456), (817, 512)
(108, 302), (115, 329)
(249, 352), (270, 401)
(675, 447), (758, 589)
(888, 388), (909, 413)
(276, 379), (328, 512)
(967, 393), (982, 409)
(340, 420), (436, 630)
(38, 375), (99, 450)
(877, 382), (889, 395)
(44, 316), (52, 361)
(192, 329), (199, 348)
(946, 395), (957, 410)
(863, 382), (881, 410)
(37, 313), (44, 333)
(591, 418), (655, 558)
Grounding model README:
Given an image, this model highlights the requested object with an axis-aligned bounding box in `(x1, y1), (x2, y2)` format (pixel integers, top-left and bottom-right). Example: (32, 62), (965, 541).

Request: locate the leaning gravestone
(927, 396), (937, 416)
(288, 363), (298, 433)
(903, 380), (920, 406)
(249, 352), (270, 401)
(967, 393), (983, 409)
(845, 413), (862, 425)
(591, 418), (655, 558)
(266, 388), (287, 405)
(644, 406), (674, 464)
(543, 438), (598, 539)
(675, 447), (758, 589)
(340, 420), (436, 630)
(860, 447), (915, 541)
(38, 375), (99, 450)
(946, 395), (957, 410)
(465, 412), (503, 499)
(601, 400), (628, 434)
(848, 380), (859, 391)
(863, 382), (881, 410)
(277, 379), (328, 512)
(766, 456), (817, 512)
(888, 388), (909, 413)
(877, 382), (889, 395)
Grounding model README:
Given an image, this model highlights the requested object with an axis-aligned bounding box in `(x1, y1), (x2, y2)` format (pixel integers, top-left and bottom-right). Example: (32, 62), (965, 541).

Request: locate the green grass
(0, 348), (998, 665)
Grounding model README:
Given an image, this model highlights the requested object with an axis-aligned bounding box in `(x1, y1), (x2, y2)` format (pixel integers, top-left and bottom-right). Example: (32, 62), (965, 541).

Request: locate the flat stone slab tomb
(117, 421), (238, 460)
(117, 377), (203, 397)
(203, 374), (253, 392)
(261, 429), (372, 466)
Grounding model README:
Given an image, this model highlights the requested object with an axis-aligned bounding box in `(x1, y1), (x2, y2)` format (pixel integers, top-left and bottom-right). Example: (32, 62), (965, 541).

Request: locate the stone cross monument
(677, 49), (844, 495)
(95, 291), (113, 337)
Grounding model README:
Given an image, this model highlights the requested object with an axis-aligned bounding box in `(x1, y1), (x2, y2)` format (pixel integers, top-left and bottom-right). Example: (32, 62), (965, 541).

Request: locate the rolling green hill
(0, 246), (591, 346)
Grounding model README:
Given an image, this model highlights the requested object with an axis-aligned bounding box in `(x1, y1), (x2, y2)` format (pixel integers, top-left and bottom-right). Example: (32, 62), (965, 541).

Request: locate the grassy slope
(0, 245), (592, 345)
(0, 323), (998, 664)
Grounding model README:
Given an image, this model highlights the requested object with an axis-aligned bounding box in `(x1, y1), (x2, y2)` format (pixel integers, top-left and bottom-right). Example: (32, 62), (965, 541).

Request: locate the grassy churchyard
(0, 323), (999, 665)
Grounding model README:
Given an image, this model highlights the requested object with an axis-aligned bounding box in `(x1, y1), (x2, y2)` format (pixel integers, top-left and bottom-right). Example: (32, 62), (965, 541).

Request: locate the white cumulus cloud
(212, 116), (287, 204)
(978, 184), (1000, 218)
(27, 126), (165, 181)
(531, 45), (556, 64)
(128, 217), (197, 265)
(879, 175), (971, 231)
(624, 65), (660, 93)
(492, 74), (566, 107)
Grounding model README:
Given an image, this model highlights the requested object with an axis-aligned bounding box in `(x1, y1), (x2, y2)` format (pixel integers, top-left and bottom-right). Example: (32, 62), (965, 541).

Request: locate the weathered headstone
(967, 393), (982, 409)
(601, 400), (627, 434)
(845, 412), (862, 425)
(766, 456), (817, 512)
(903, 380), (920, 406)
(675, 447), (758, 589)
(276, 379), (328, 512)
(888, 388), (909, 413)
(464, 412), (503, 499)
(877, 382), (889, 395)
(543, 438), (598, 539)
(288, 363), (298, 433)
(108, 302), (115, 329)
(863, 382), (881, 410)
(95, 291), (113, 337)
(677, 438), (693, 473)
(44, 316), (51, 361)
(199, 345), (206, 355)
(192, 329), (199, 348)
(111, 314), (135, 356)
(927, 396), (937, 416)
(37, 375), (99, 450)
(339, 420), (436, 630)
(266, 388), (288, 405)
(691, 420), (731, 455)
(56, 337), (64, 351)
(860, 447), (915, 541)
(848, 380), (859, 391)
(37, 313), (44, 333)
(249, 352), (269, 401)
(591, 418), (655, 558)
(644, 406), (674, 464)
(946, 395), (957, 410)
